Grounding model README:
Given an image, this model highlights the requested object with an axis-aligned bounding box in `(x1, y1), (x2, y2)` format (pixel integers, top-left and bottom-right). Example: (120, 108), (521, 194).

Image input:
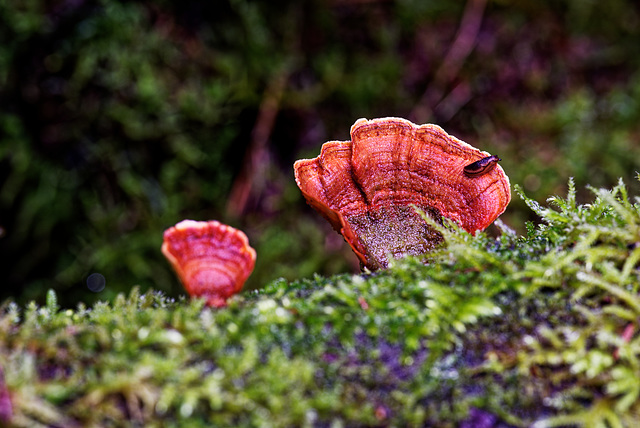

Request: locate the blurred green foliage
(1, 0), (640, 306)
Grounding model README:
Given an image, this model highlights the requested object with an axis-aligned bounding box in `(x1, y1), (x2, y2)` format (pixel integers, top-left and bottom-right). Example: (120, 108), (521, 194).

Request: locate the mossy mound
(1, 178), (640, 427)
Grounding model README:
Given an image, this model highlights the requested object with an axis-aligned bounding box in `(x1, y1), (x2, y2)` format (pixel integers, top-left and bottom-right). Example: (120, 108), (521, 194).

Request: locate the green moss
(1, 177), (640, 426)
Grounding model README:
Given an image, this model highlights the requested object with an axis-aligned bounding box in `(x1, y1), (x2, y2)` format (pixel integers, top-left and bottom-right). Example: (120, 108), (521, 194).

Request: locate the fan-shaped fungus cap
(294, 117), (511, 270)
(161, 220), (256, 307)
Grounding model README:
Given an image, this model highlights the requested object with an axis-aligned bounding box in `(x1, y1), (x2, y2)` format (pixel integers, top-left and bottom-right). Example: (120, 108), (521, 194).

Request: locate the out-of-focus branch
(226, 69), (289, 217)
(410, 0), (487, 122)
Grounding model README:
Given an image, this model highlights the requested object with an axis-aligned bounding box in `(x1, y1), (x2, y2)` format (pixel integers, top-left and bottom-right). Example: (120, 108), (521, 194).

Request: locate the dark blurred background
(1, 0), (639, 307)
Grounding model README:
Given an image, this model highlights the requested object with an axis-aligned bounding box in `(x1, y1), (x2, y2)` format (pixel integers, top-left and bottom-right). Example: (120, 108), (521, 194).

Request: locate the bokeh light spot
(87, 273), (106, 292)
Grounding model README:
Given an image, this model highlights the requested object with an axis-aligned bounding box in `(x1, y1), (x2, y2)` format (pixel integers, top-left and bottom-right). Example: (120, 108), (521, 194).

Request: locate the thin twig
(226, 69), (289, 217)
(410, 0), (487, 122)
(613, 320), (637, 360)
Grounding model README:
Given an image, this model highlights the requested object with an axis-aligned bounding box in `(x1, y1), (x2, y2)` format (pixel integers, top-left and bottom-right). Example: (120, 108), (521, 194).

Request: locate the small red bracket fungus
(162, 220), (256, 307)
(294, 117), (511, 270)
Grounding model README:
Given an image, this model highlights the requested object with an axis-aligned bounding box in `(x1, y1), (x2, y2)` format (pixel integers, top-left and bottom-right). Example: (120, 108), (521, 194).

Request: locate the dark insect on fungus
(463, 155), (502, 178)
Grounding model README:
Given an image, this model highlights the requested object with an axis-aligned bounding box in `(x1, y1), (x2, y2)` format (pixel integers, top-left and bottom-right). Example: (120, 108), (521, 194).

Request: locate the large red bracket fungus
(162, 220), (256, 307)
(294, 117), (511, 270)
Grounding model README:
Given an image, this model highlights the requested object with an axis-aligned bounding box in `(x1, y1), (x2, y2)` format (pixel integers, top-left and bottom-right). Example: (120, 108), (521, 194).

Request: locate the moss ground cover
(1, 177), (640, 427)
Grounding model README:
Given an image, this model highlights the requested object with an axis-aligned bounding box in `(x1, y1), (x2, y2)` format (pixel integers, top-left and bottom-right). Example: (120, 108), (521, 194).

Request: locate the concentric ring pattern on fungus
(294, 117), (511, 270)
(162, 220), (256, 307)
